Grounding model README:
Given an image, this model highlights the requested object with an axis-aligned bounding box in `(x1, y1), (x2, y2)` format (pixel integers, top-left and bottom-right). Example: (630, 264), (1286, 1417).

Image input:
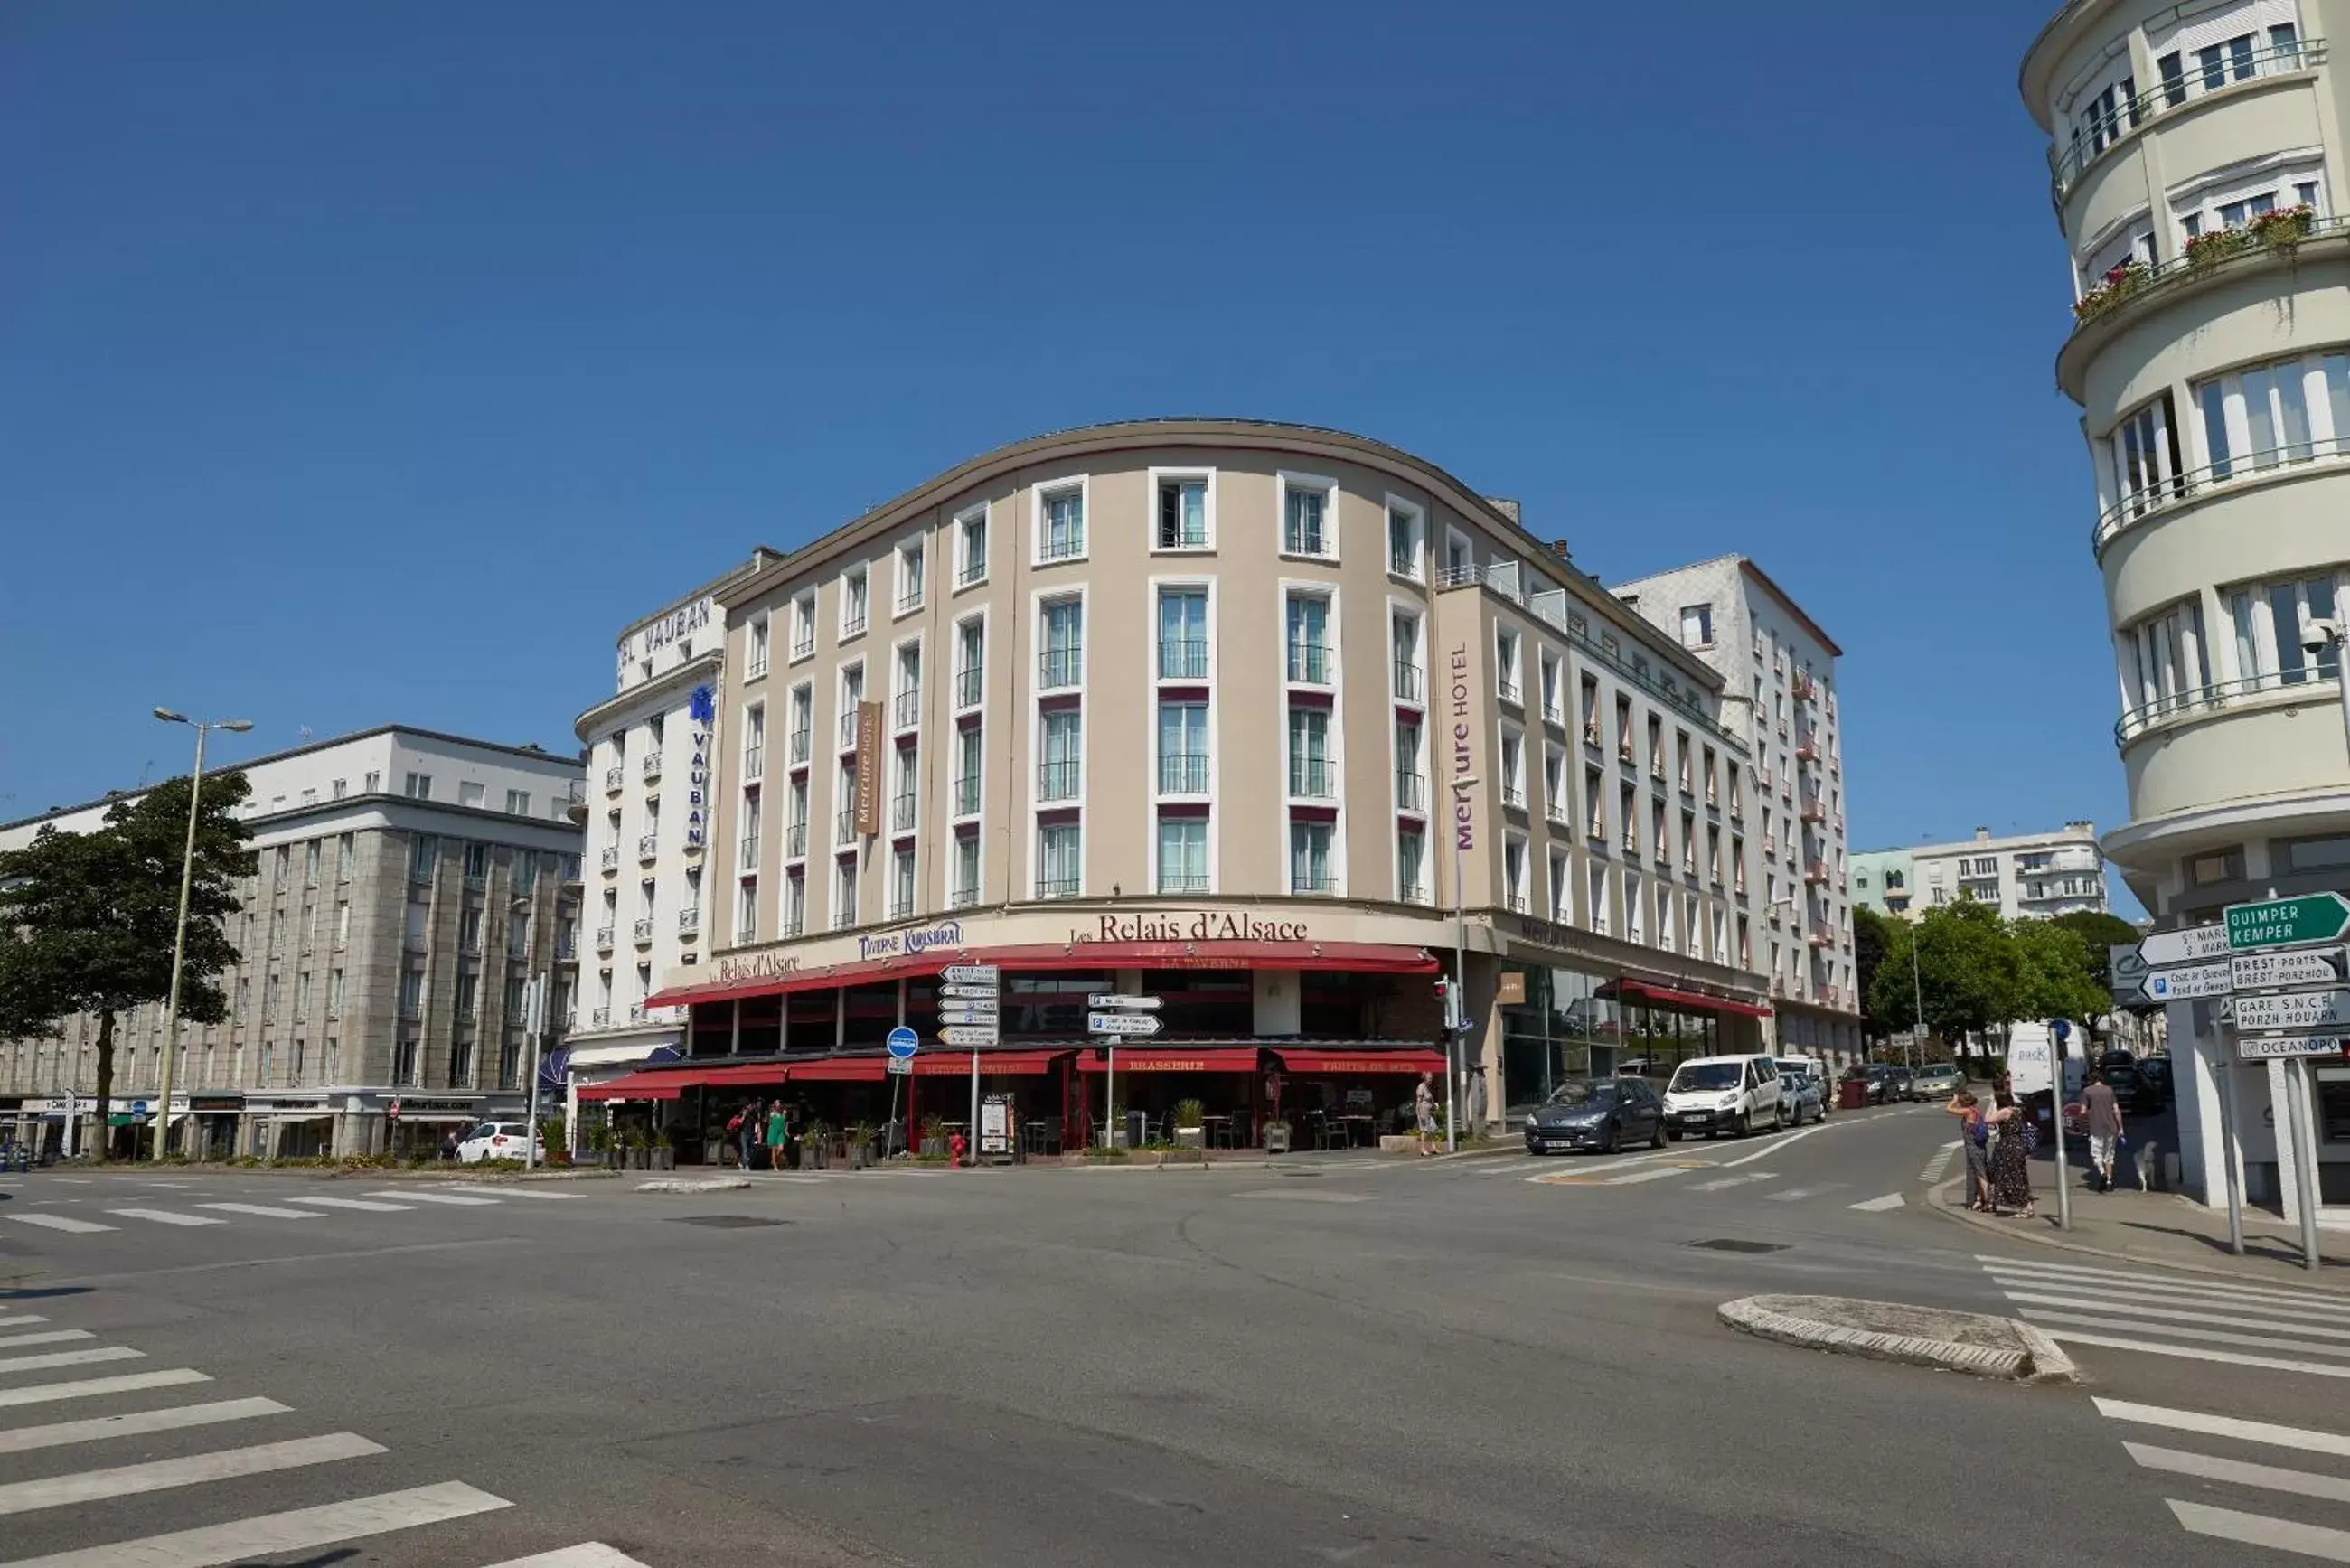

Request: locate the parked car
(1882, 1065), (1916, 1102)
(1524, 1078), (1667, 1155)
(2101, 1064), (2164, 1116)
(2098, 1047), (2137, 1071)
(2139, 1056), (2174, 1101)
(1841, 1065), (1887, 1104)
(1663, 1055), (1786, 1139)
(1776, 1056), (1831, 1115)
(1778, 1072), (1826, 1126)
(456, 1122), (540, 1163)
(1909, 1063), (1963, 1099)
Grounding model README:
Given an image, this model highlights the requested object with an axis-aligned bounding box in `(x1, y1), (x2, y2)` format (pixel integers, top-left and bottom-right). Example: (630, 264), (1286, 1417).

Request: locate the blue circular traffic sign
(886, 1027), (919, 1060)
(130, 1101), (148, 1115)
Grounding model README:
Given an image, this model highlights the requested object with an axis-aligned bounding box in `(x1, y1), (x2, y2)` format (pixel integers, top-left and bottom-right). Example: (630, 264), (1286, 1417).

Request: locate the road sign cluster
(2121, 892), (2350, 1062)
(1087, 993), (1161, 1038)
(938, 964), (1000, 1047)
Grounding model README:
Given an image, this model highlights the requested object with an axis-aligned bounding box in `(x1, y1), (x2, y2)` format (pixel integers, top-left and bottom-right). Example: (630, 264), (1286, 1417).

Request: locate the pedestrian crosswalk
(0, 1184), (586, 1239)
(0, 1298), (651, 1566)
(2094, 1396), (2350, 1560)
(1977, 1254), (2350, 1378)
(1919, 1141), (1960, 1184)
(1517, 1156), (1913, 1215)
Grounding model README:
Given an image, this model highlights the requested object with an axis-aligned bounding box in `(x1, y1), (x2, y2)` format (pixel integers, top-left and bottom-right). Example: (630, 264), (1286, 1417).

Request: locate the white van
(1662, 1054), (1785, 1139)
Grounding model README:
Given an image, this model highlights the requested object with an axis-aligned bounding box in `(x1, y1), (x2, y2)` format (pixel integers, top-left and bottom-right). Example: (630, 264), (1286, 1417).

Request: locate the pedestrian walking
(1988, 1087), (2036, 1219)
(2081, 1070), (2124, 1192)
(439, 1128), (460, 1163)
(766, 1100), (790, 1172)
(1946, 1091), (1993, 1212)
(1413, 1072), (1439, 1157)
(730, 1100), (758, 1171)
(1467, 1066), (1488, 1136)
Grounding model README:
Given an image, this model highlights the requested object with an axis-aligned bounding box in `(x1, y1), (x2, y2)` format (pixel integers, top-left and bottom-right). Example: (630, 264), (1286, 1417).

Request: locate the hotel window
(1494, 626), (1521, 704)
(841, 565), (870, 639)
(1040, 598), (1083, 688)
(1657, 883), (1677, 953)
(783, 869), (805, 936)
(1040, 710), (1083, 802)
(1542, 745), (1567, 823)
(1039, 822), (1082, 897)
(1619, 783), (1638, 856)
(1584, 766), (1606, 840)
(957, 504), (989, 587)
(1733, 836), (1747, 893)
(1281, 475), (1336, 558)
(747, 614), (770, 679)
(955, 619), (985, 708)
(788, 683), (813, 764)
(1286, 594), (1331, 683)
(950, 832), (980, 907)
(2225, 570), (2346, 689)
(840, 662), (866, 746)
(1500, 835), (1528, 913)
(833, 857), (858, 929)
(1651, 799), (1669, 865)
(1397, 825), (1427, 903)
(1290, 820), (1334, 893)
(1040, 482), (1086, 561)
(740, 788), (763, 868)
(1681, 812), (1697, 874)
(1706, 825), (1723, 884)
(1614, 695), (1633, 762)
(954, 726), (983, 816)
(1711, 906), (1728, 964)
(1498, 730), (1525, 809)
(889, 846), (916, 919)
(1159, 700), (1208, 794)
(1158, 817), (1208, 893)
(1647, 716), (1665, 778)
(894, 644), (922, 729)
(1588, 861), (1611, 935)
(1288, 707), (1332, 799)
(1390, 610), (1424, 704)
(743, 702), (766, 780)
(1625, 872), (1645, 944)
(1538, 653), (1563, 725)
(1737, 915), (1752, 968)
(792, 592), (816, 660)
(1679, 603), (1714, 648)
(1548, 848), (1571, 924)
(896, 540), (926, 614)
(1160, 589), (1208, 680)
(1579, 675), (1602, 746)
(1386, 499), (1424, 580)
(834, 762), (857, 843)
(785, 777), (809, 856)
(1155, 473), (1210, 549)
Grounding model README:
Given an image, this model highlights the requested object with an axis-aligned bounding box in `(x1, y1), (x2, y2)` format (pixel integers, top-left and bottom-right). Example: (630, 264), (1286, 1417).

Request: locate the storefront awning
(911, 1050), (1068, 1077)
(578, 1066), (705, 1102)
(1271, 1048), (1447, 1075)
(785, 1057), (890, 1083)
(1075, 1047), (1261, 1074)
(1614, 980), (1772, 1019)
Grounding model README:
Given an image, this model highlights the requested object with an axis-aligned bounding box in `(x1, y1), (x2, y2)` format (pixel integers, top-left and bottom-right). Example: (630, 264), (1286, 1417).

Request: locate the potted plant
(2253, 202), (2317, 256)
(2072, 256), (2148, 324)
(919, 1113), (945, 1158)
(1172, 1097), (1206, 1150)
(847, 1122), (875, 1170)
(625, 1127), (650, 1169)
(653, 1130), (677, 1171)
(804, 1120), (832, 1170)
(1264, 1118), (1291, 1154)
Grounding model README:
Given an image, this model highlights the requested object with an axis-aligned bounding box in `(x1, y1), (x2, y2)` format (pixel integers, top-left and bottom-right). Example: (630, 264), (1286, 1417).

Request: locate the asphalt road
(0, 1099), (2341, 1567)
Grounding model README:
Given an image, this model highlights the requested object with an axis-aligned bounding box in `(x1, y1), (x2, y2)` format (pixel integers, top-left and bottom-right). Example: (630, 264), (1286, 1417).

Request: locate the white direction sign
(2147, 962), (2232, 1001)
(1088, 1012), (1162, 1037)
(1086, 994), (1161, 1011)
(2140, 923), (2230, 966)
(2232, 989), (2350, 1033)
(938, 1006), (999, 1026)
(887, 1056), (915, 1075)
(2232, 946), (2350, 992)
(939, 982), (999, 1000)
(2239, 1033), (2347, 1061)
(942, 964), (1000, 986)
(939, 1026), (1000, 1047)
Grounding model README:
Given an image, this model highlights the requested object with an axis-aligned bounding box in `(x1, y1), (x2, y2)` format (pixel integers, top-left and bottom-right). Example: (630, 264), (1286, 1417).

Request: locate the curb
(1921, 1174), (2350, 1293)
(1718, 1295), (2077, 1385)
(635, 1177), (752, 1194)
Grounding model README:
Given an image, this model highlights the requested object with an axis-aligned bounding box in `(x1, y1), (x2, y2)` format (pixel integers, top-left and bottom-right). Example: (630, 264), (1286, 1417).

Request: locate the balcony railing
(1039, 647), (1083, 689)
(2096, 435), (2350, 553)
(594, 925), (616, 953)
(1159, 753), (1209, 794)
(1291, 871), (1337, 894)
(1799, 798), (1827, 824)
(590, 1007), (611, 1028)
(742, 744), (765, 780)
(678, 906), (700, 936)
(1393, 659), (1424, 703)
(1499, 783), (1527, 811)
(785, 822), (808, 858)
(2070, 211), (2350, 342)
(1804, 860), (1830, 885)
(891, 793), (916, 833)
(1505, 893), (1528, 914)
(1038, 760), (1081, 802)
(956, 667), (982, 707)
(792, 634), (814, 662)
(633, 917), (654, 944)
(949, 886), (980, 909)
(1037, 876), (1082, 899)
(1396, 771), (1427, 812)
(603, 766), (624, 794)
(2115, 668), (2344, 746)
(1807, 925), (1834, 948)
(1160, 638), (1208, 680)
(956, 556), (987, 587)
(1496, 677), (1521, 707)
(788, 728), (810, 765)
(1400, 880), (1427, 903)
(840, 711), (860, 749)
(952, 776), (980, 815)
(638, 833), (659, 862)
(837, 808), (860, 842)
(738, 835), (760, 870)
(895, 584), (924, 615)
(2048, 38), (2324, 198)
(599, 845), (620, 873)
(642, 751), (663, 780)
(1794, 735), (1819, 763)
(1289, 759), (1335, 800)
(1287, 643), (1330, 684)
(1158, 870), (1210, 893)
(842, 606), (868, 638)
(893, 690), (921, 729)
(746, 653), (769, 681)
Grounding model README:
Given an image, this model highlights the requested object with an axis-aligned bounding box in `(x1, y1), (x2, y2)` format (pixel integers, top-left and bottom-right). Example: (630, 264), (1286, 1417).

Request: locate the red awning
(1075, 1047), (1261, 1074)
(786, 1057), (891, 1082)
(577, 1066), (706, 1102)
(700, 1063), (794, 1086)
(649, 939), (1441, 1009)
(1617, 981), (1772, 1019)
(911, 1051), (1068, 1077)
(1271, 1048), (1447, 1075)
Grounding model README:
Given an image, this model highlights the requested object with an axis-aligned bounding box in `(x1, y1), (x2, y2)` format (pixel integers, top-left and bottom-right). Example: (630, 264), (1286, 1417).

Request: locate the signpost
(2219, 891), (2350, 1272)
(1089, 992), (1159, 1149)
(2141, 923), (2231, 965)
(2226, 893), (2350, 953)
(1086, 994), (1161, 1011)
(939, 1026), (998, 1047)
(932, 972), (1000, 1159)
(2229, 989), (2350, 1033)
(2238, 1034), (2346, 1061)
(2146, 961), (2232, 1002)
(1086, 1012), (1162, 1037)
(885, 1027), (918, 1146)
(942, 964), (1000, 986)
(2232, 946), (2350, 991)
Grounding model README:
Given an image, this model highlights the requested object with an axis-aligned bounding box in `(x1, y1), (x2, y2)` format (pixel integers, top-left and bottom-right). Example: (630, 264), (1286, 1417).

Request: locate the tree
(0, 773), (254, 1158)
(2009, 916), (2109, 1028)
(1852, 906), (1894, 1040)
(1866, 902), (2018, 1050)
(2049, 909), (2149, 1016)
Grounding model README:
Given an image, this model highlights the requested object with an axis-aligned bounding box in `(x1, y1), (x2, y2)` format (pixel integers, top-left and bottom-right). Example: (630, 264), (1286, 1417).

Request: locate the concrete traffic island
(1720, 1294), (2078, 1384)
(635, 1176), (753, 1194)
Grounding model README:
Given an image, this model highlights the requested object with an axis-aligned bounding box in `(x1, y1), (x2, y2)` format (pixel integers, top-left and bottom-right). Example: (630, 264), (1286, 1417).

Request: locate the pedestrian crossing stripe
(2094, 1396), (2350, 1559)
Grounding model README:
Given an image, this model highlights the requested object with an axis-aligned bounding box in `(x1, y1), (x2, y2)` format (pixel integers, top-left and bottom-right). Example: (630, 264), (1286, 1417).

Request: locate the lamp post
(149, 709), (252, 1162)
(1446, 773), (1480, 1154)
(1908, 920), (1927, 1075)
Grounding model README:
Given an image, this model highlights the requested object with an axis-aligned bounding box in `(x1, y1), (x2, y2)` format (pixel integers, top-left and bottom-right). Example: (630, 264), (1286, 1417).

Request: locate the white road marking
(0, 1398), (289, 1457)
(0, 1333), (92, 1352)
(193, 1203), (324, 1221)
(2039, 1328), (2350, 1378)
(1, 1216), (113, 1235)
(365, 1191), (501, 1207)
(101, 1209), (224, 1228)
(0, 1347), (143, 1375)
(0, 1370), (210, 1410)
(1994, 1290), (2350, 1340)
(1720, 1124), (1830, 1166)
(1604, 1166), (1697, 1186)
(2023, 1310), (2350, 1359)
(1766, 1185), (1845, 1202)
(1919, 1141), (1960, 1183)
(1688, 1173), (1777, 1192)
(1848, 1193), (1906, 1212)
(2096, 1398), (2350, 1456)
(2168, 1499), (2350, 1562)
(2128, 1441), (2350, 1502)
(0, 1431), (382, 1517)
(1229, 1189), (1369, 1204)
(480, 1545), (653, 1568)
(483, 1188), (584, 1199)
(0, 1479), (512, 1568)
(0, 1318), (48, 1329)
(1972, 1253), (2341, 1308)
(1988, 1271), (2347, 1322)
(286, 1197), (412, 1213)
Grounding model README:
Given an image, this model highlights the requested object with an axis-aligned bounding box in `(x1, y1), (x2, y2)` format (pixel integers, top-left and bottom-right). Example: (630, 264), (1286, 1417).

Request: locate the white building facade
(1615, 555), (1863, 1056)
(1906, 823), (2110, 919)
(2022, 0), (2350, 1213)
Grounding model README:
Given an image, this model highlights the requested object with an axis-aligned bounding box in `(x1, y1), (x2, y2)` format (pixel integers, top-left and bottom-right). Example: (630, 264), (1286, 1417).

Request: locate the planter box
(1378, 1135), (1419, 1155)
(1174, 1127), (1204, 1150)
(1156, 1148), (1206, 1166)
(1263, 1128), (1291, 1154)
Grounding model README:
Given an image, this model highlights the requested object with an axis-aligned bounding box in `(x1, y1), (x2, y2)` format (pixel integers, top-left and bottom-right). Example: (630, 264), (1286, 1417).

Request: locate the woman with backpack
(1987, 1086), (2037, 1220)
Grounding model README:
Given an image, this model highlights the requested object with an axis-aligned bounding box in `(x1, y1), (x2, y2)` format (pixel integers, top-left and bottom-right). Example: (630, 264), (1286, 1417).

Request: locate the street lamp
(1446, 774), (1480, 1154)
(150, 710), (251, 1162)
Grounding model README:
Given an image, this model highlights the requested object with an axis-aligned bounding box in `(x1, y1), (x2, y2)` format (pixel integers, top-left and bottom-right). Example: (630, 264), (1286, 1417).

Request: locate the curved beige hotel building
(2024, 0), (2350, 1210)
(574, 421), (1860, 1147)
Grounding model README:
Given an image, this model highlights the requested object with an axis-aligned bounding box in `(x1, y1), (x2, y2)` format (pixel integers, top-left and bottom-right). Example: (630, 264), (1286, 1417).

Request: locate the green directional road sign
(2225, 892), (2350, 953)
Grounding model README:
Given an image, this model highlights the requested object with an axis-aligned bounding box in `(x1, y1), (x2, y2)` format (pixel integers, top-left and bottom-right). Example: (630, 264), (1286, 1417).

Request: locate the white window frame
(1396, 822), (1429, 905)
(953, 610), (989, 714)
(894, 536), (926, 618)
(1035, 819), (1084, 900)
(1147, 465), (1217, 554)
(791, 592), (817, 662)
(838, 564), (870, 642)
(1276, 470), (1340, 562)
(1442, 526), (1474, 580)
(1033, 475), (1090, 566)
(1548, 847), (1573, 925)
(747, 614), (771, 681)
(1386, 494), (1425, 582)
(954, 501), (991, 591)
(891, 635), (924, 736)
(836, 658), (867, 753)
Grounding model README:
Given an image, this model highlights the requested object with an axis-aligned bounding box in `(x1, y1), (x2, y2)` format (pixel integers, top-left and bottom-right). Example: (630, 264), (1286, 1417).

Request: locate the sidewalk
(1925, 1144), (2350, 1291)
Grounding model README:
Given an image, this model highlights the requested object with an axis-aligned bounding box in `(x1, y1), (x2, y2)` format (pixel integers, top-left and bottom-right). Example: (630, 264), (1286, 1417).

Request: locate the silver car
(1778, 1072), (1826, 1126)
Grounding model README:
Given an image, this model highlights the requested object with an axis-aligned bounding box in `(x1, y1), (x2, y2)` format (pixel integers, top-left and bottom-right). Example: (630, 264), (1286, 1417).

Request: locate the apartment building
(577, 420), (1816, 1142)
(0, 728), (584, 1158)
(2022, 0), (2350, 1210)
(1615, 555), (1860, 1055)
(1848, 849), (1915, 918)
(1908, 823), (2110, 919)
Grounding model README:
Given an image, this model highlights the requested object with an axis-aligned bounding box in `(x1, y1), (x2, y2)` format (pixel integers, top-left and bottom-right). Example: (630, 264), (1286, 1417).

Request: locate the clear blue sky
(0, 2), (2122, 900)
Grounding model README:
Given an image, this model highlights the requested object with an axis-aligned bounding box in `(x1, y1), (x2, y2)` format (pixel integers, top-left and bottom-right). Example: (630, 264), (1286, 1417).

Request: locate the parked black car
(1882, 1065), (1916, 1102)
(2138, 1057), (2174, 1101)
(2101, 1063), (2165, 1115)
(1524, 1077), (1668, 1155)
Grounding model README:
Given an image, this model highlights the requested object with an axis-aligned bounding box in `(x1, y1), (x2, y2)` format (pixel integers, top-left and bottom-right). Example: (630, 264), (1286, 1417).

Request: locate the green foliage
(1866, 903), (2132, 1046)
(2049, 910), (2147, 1009)
(1851, 906), (1894, 1036)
